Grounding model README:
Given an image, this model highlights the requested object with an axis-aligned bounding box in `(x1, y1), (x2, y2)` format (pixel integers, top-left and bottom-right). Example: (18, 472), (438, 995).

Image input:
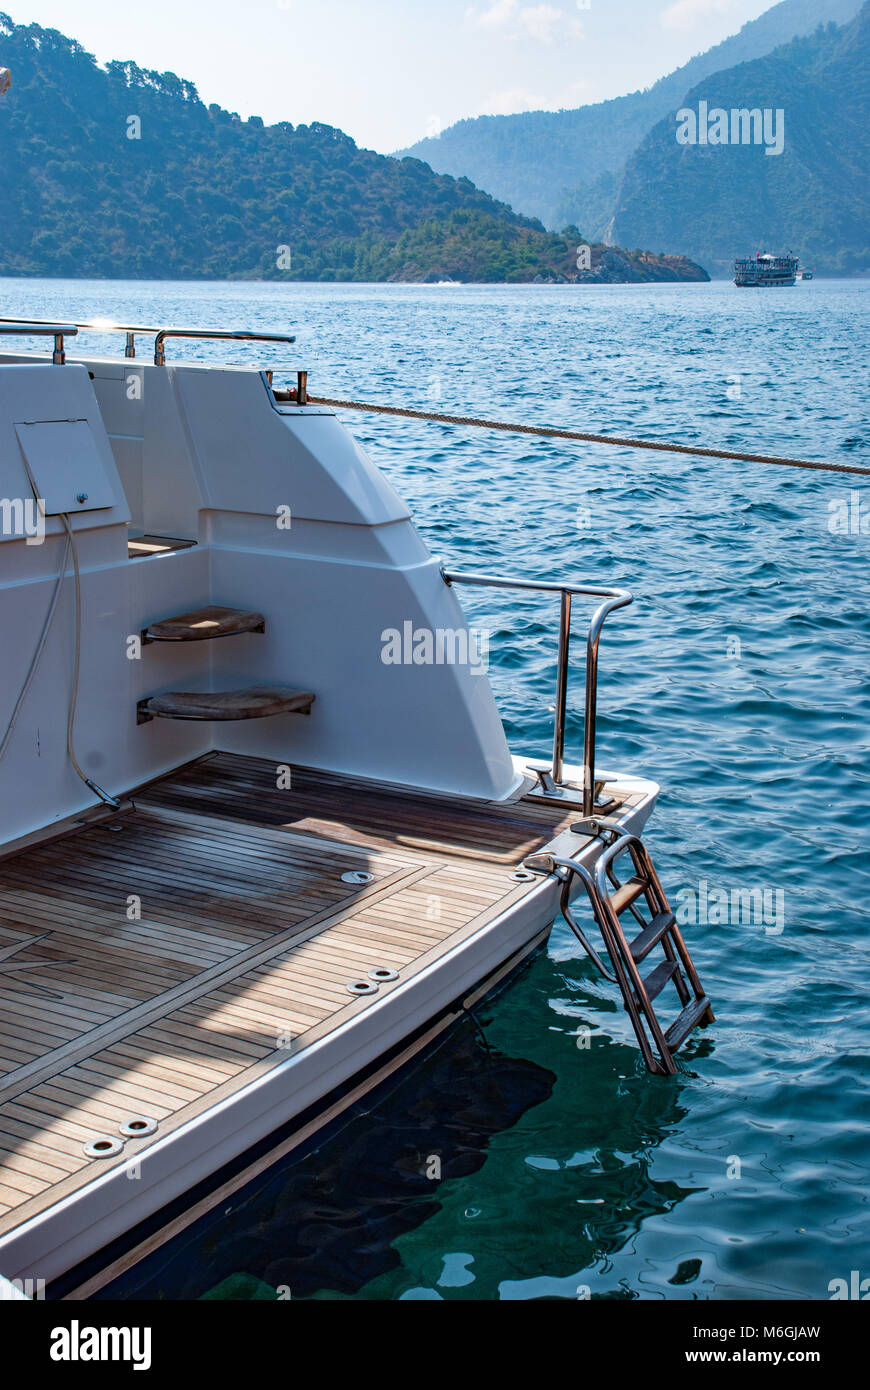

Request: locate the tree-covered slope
(0, 13), (708, 282)
(398, 0), (862, 229)
(610, 6), (870, 277)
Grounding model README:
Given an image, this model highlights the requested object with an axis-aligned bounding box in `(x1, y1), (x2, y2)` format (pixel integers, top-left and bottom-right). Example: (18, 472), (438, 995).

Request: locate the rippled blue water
(6, 278), (868, 1301)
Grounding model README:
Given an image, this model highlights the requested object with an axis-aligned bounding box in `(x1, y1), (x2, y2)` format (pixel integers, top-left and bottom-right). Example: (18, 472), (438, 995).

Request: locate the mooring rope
(309, 395), (869, 479)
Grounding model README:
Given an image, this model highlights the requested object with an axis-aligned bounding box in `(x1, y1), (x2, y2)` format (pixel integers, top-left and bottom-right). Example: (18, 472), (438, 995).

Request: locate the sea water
(4, 277), (867, 1302)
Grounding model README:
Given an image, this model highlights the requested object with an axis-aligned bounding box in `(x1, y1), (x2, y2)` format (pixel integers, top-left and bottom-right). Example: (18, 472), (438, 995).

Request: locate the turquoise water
(6, 278), (868, 1301)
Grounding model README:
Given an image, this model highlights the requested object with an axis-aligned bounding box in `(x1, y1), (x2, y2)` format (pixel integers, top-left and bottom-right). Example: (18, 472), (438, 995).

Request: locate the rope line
(309, 395), (869, 478)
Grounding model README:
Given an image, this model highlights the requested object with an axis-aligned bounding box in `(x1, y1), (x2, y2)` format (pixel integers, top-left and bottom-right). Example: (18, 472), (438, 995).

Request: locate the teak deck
(0, 753), (593, 1239)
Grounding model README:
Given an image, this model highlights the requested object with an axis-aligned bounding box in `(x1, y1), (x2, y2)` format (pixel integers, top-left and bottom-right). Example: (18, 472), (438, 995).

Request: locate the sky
(7, 0), (776, 152)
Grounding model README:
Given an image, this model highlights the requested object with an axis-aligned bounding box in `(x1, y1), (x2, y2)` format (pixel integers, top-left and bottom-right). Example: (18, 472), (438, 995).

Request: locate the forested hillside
(399, 0), (862, 233)
(0, 14), (706, 282)
(610, 6), (870, 276)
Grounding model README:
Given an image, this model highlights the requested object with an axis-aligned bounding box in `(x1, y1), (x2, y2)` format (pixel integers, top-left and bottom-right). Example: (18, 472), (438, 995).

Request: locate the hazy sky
(8, 0), (775, 151)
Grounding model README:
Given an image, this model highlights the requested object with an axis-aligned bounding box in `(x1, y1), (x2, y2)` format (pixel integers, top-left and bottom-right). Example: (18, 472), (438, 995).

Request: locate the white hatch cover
(14, 419), (116, 514)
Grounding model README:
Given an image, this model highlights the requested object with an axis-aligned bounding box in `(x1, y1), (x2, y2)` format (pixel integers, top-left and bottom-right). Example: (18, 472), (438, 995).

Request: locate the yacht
(0, 318), (712, 1294)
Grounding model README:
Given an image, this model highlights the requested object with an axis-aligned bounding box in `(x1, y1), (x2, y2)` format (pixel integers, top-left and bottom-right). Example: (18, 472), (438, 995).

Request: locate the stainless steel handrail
(153, 329), (296, 366)
(0, 316), (161, 359)
(442, 567), (632, 814)
(0, 317), (295, 363)
(0, 322), (78, 365)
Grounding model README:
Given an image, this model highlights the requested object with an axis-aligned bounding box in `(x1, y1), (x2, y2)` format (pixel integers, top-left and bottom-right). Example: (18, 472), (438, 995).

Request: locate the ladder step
(629, 911), (674, 963)
(639, 958), (680, 1003)
(664, 995), (712, 1051)
(558, 826), (713, 1076)
(143, 605), (266, 643)
(138, 686), (315, 723)
(608, 875), (648, 915)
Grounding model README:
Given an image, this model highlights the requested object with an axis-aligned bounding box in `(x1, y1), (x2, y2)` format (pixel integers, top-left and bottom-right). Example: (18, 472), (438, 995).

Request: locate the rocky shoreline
(531, 245), (710, 284)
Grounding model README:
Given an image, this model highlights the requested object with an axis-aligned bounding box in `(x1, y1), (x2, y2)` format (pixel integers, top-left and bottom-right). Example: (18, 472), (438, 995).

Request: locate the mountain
(610, 5), (870, 276)
(398, 0), (864, 232)
(0, 13), (706, 283)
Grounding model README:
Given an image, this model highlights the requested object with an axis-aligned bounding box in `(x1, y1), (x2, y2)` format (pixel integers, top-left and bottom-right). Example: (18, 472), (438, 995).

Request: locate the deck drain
(341, 870), (375, 885)
(510, 869), (537, 882)
(368, 967), (399, 982)
(84, 1136), (124, 1160)
(119, 1116), (158, 1138)
(347, 979), (379, 995)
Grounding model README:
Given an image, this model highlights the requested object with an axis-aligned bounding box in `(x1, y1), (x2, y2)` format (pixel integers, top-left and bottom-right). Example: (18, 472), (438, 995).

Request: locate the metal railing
(0, 322), (78, 364)
(442, 568), (632, 815)
(0, 317), (294, 365)
(152, 328), (295, 366)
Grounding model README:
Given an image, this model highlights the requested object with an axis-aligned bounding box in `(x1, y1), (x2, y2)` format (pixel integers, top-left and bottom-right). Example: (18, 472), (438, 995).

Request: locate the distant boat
(799, 269), (815, 281)
(734, 252), (798, 287)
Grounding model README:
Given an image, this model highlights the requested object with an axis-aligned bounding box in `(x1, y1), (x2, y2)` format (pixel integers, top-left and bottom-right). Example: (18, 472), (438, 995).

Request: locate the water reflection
(98, 1017), (555, 1301)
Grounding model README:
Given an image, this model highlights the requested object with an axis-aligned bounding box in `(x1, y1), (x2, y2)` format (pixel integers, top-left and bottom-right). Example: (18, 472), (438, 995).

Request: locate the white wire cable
(0, 526), (71, 762)
(1, 454), (119, 807)
(58, 510), (120, 808)
(60, 512), (87, 786)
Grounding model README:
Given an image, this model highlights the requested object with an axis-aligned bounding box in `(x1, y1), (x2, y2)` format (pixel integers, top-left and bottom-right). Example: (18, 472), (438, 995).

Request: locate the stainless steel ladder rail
(527, 823), (714, 1074)
(442, 568), (631, 815)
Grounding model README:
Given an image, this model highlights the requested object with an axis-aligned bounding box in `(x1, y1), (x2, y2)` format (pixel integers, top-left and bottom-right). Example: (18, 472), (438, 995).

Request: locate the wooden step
(137, 686), (315, 724)
(638, 957), (679, 1003)
(664, 995), (712, 1051)
(142, 606), (266, 644)
(629, 911), (674, 963)
(608, 875), (647, 915)
(127, 535), (197, 559)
